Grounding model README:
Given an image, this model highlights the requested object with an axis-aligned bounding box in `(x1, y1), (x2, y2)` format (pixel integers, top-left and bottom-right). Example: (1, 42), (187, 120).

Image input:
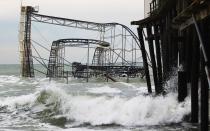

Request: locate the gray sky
(0, 0), (144, 64)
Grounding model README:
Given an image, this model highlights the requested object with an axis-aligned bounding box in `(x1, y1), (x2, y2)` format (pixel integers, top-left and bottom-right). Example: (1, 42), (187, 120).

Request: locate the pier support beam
(154, 24), (163, 93)
(146, 25), (160, 94)
(178, 31), (187, 102)
(160, 19), (169, 82)
(178, 71), (187, 102)
(137, 27), (152, 93)
(200, 55), (209, 131)
(190, 28), (199, 123)
(199, 20), (209, 131)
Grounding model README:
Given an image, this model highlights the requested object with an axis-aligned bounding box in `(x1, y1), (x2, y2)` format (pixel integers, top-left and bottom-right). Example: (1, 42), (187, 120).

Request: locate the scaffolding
(19, 6), (37, 77)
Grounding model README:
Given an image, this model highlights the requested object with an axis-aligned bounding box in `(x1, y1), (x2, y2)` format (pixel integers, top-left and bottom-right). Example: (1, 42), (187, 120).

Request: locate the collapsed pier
(132, 0), (210, 130)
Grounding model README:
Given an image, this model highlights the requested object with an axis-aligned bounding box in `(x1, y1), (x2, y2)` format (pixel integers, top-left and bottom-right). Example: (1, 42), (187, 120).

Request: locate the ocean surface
(0, 64), (199, 131)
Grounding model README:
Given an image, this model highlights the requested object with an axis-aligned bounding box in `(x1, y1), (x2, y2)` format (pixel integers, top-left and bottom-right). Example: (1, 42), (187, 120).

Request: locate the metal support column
(87, 43), (90, 82)
(19, 6), (35, 77)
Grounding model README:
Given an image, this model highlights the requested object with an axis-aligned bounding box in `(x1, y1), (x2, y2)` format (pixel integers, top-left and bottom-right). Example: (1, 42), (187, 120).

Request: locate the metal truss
(31, 13), (113, 32)
(19, 6), (146, 79)
(30, 13), (140, 48)
(47, 39), (111, 78)
(53, 38), (110, 47)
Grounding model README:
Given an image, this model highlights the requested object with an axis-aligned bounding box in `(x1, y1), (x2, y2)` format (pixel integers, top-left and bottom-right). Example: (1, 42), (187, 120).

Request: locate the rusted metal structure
(19, 6), (146, 83)
(46, 38), (145, 82)
(132, 0), (210, 130)
(46, 39), (110, 78)
(19, 6), (37, 77)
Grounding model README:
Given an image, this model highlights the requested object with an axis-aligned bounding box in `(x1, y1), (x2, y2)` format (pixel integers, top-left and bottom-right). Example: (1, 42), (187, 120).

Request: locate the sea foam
(0, 82), (191, 127)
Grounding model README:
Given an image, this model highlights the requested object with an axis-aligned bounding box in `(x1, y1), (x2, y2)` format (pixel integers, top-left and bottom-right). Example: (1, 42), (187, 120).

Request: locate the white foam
(0, 82), (191, 127)
(62, 93), (190, 126)
(88, 86), (121, 94)
(118, 82), (136, 88)
(0, 75), (20, 84)
(0, 93), (37, 109)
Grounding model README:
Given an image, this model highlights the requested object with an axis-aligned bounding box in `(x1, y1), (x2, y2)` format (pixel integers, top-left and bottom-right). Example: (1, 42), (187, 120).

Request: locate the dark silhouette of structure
(132, 0), (210, 130)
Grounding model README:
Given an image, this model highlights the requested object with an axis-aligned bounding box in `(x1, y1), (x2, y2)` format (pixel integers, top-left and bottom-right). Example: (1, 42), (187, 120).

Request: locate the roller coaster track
(47, 38), (110, 78)
(20, 6), (147, 79)
(31, 13), (141, 49)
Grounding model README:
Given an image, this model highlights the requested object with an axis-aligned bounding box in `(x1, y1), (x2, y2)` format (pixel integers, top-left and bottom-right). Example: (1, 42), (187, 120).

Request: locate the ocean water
(0, 64), (198, 131)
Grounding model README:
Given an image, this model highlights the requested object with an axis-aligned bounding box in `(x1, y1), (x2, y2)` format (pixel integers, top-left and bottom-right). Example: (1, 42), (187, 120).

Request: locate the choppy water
(0, 65), (198, 131)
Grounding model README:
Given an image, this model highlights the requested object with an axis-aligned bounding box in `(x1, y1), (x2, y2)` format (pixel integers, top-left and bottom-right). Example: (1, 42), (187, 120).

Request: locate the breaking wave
(0, 81), (191, 127)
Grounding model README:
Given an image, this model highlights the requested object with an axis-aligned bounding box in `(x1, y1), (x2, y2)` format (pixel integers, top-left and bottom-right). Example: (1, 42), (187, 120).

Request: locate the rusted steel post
(146, 25), (160, 94)
(137, 27), (152, 93)
(154, 24), (163, 93)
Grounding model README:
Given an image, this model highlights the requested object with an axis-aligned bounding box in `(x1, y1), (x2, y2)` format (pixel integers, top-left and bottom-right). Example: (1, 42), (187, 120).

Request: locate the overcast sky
(0, 0), (144, 64)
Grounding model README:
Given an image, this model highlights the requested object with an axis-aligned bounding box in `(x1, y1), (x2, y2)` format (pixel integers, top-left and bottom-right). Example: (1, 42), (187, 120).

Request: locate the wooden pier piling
(146, 25), (160, 94)
(132, 0), (210, 129)
(190, 28), (199, 123)
(137, 27), (152, 93)
(154, 24), (163, 93)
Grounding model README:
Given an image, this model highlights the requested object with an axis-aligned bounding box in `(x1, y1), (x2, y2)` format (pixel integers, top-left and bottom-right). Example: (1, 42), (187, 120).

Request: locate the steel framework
(19, 6), (36, 77)
(47, 39), (110, 78)
(19, 6), (147, 82)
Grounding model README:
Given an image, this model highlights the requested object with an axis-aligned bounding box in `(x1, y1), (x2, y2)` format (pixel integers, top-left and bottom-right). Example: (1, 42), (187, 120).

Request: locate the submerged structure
(132, 0), (210, 130)
(19, 6), (145, 82)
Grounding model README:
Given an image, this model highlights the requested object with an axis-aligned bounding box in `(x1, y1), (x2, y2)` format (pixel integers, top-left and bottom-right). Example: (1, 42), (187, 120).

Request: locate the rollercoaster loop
(30, 13), (141, 50)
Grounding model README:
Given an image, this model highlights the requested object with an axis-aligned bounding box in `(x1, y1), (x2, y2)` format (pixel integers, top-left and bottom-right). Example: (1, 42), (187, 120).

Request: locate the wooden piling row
(132, 0), (210, 129)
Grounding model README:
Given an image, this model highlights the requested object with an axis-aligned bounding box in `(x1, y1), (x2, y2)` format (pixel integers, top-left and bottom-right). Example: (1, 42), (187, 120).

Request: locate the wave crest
(0, 83), (191, 127)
